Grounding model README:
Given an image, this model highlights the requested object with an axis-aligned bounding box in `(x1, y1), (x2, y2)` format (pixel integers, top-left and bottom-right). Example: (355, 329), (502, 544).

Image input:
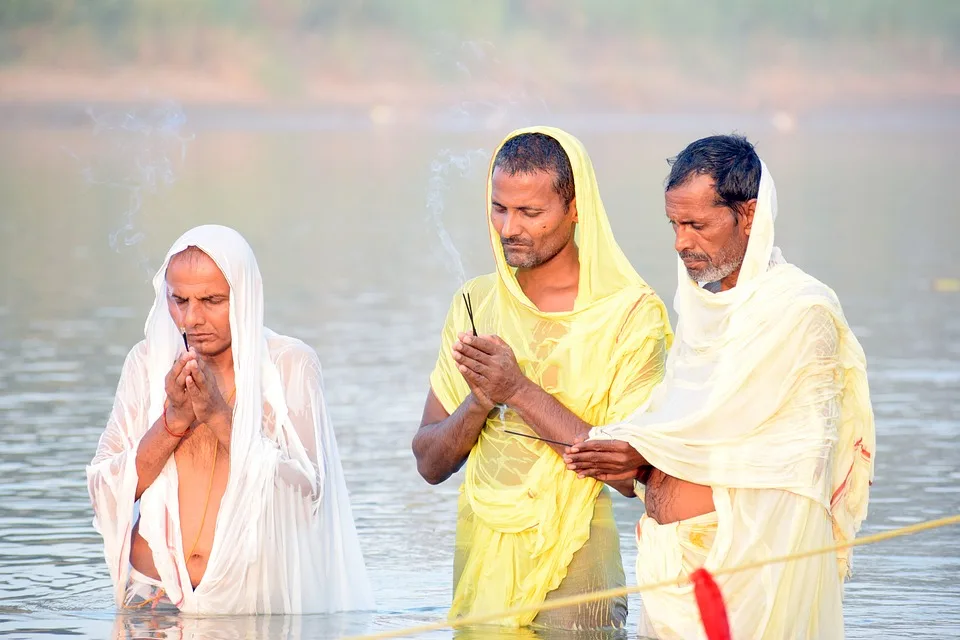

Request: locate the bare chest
(173, 428), (230, 586)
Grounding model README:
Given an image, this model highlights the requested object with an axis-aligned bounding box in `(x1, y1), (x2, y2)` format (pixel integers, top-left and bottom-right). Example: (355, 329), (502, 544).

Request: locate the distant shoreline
(2, 20), (958, 125)
(0, 95), (958, 135)
(2, 29), (959, 134)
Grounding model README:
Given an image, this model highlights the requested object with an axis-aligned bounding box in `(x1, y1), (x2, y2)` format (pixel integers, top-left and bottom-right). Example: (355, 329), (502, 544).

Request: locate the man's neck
(718, 268), (741, 292)
(203, 349), (235, 391)
(515, 243), (580, 312)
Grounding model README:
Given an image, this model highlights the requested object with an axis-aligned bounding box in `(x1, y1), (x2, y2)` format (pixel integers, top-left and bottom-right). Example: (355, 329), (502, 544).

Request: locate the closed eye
(669, 219), (704, 231)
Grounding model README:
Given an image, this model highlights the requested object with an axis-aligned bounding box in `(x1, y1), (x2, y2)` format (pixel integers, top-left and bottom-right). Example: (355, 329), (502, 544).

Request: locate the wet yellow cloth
(430, 126), (672, 627)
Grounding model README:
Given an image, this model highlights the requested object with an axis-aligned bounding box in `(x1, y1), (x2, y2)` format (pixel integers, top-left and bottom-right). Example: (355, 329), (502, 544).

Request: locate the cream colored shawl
(592, 161), (875, 577)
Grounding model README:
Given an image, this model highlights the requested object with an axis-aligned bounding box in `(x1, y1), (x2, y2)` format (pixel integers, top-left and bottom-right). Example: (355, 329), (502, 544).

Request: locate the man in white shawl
(86, 224), (373, 614)
(561, 135), (876, 638)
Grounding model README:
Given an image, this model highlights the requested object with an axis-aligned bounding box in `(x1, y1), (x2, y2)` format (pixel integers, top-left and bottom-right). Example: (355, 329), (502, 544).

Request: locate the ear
(741, 199), (758, 236)
(568, 197), (579, 223)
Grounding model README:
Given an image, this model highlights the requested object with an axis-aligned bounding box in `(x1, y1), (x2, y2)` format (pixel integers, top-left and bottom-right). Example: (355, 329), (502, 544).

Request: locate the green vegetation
(1, 0), (957, 65)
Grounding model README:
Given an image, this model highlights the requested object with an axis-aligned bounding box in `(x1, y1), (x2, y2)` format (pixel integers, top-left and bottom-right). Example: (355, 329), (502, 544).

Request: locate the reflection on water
(0, 121), (958, 639)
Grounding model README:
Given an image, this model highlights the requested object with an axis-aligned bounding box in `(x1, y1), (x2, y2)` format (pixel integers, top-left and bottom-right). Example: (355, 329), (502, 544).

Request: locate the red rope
(691, 568), (731, 640)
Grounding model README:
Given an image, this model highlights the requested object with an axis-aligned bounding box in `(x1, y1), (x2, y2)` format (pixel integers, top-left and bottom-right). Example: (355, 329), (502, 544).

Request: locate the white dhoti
(635, 489), (844, 640)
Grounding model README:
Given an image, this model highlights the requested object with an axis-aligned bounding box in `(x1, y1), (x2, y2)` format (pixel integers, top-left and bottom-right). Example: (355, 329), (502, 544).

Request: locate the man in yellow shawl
(564, 135), (876, 639)
(411, 127), (672, 629)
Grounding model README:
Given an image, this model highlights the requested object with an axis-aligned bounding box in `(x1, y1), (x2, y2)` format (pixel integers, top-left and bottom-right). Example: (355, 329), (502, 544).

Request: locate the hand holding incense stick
(462, 292), (478, 337)
(503, 429), (574, 448)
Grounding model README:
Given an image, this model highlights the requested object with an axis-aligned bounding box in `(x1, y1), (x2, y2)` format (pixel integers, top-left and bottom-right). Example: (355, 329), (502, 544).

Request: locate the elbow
(414, 455), (448, 486)
(411, 432), (456, 485)
(412, 447), (447, 486)
(420, 466), (449, 486)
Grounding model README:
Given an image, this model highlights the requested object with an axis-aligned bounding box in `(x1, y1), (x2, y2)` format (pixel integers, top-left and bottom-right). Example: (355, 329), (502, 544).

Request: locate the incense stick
(503, 429), (573, 448)
(462, 292), (478, 337)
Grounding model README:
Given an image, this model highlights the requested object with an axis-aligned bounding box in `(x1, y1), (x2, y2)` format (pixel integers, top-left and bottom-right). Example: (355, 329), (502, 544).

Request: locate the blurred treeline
(2, 0), (957, 65)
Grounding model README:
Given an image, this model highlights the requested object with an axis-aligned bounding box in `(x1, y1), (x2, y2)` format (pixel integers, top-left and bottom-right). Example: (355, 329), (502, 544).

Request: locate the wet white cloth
(87, 225), (374, 614)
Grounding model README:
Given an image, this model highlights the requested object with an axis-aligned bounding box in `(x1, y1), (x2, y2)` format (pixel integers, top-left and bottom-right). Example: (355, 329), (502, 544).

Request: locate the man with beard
(564, 135), (876, 638)
(412, 127), (672, 629)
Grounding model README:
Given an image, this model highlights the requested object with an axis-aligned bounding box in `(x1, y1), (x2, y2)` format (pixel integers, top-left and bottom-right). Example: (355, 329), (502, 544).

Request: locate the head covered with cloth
(573, 135), (875, 638)
(87, 224), (373, 614)
(422, 126), (672, 629)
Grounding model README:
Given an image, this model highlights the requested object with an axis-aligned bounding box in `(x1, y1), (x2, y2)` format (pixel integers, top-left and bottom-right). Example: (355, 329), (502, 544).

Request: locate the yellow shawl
(430, 126), (672, 626)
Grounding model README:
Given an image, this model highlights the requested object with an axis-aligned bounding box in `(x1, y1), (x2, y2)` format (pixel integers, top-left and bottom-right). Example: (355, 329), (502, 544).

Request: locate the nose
(500, 211), (520, 239)
(183, 301), (204, 328)
(674, 225), (695, 254)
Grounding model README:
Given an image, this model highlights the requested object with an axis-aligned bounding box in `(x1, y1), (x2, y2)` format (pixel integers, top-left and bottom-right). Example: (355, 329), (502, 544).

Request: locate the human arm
(563, 438), (649, 482)
(452, 333), (645, 498)
(270, 340), (342, 495)
(560, 295), (669, 485)
(454, 340), (645, 496)
(452, 333), (592, 456)
(87, 342), (160, 595)
(453, 298), (668, 464)
(412, 388), (493, 485)
(570, 303), (847, 501)
(555, 433), (649, 497)
(133, 352), (197, 499)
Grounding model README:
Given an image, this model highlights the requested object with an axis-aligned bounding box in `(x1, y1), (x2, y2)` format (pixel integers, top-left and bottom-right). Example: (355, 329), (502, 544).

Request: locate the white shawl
(87, 224), (374, 614)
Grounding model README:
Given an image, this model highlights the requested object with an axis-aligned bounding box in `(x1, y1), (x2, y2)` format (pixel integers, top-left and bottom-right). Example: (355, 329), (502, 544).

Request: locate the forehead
(665, 173), (723, 218)
(165, 250), (229, 291)
(491, 168), (559, 204)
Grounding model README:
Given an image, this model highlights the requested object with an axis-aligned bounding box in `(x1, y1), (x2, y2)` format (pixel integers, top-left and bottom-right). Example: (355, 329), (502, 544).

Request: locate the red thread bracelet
(162, 407), (189, 438)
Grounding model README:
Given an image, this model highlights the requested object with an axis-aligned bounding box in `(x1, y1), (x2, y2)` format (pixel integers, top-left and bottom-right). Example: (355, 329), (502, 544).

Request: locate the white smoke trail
(65, 100), (193, 277)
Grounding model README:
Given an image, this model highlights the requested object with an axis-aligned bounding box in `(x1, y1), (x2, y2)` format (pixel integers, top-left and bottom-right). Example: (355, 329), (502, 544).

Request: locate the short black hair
(666, 134), (761, 217)
(493, 133), (575, 207)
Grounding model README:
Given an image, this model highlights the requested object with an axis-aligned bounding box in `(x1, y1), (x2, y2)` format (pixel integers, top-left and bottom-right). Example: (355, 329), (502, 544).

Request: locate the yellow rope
(342, 513), (960, 640)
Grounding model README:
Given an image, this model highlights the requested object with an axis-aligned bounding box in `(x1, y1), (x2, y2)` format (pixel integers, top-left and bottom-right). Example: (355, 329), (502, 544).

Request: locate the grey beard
(685, 252), (744, 284)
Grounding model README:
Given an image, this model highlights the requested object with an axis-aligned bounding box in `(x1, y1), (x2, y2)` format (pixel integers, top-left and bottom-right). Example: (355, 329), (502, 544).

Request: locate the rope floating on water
(341, 513), (960, 640)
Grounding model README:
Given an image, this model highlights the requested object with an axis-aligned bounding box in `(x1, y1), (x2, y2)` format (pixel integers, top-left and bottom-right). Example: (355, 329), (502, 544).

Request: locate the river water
(0, 110), (958, 639)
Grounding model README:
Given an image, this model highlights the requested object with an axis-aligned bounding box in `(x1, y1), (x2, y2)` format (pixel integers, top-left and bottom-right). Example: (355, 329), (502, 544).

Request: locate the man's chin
(503, 250), (537, 269)
(194, 343), (230, 359)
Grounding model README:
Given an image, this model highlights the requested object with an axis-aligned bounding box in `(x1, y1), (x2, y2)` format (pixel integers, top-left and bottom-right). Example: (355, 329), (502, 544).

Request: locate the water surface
(0, 115), (958, 639)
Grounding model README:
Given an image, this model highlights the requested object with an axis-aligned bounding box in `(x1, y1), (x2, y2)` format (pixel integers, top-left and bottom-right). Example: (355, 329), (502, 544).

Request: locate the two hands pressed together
(451, 332), (521, 412)
(452, 332), (649, 493)
(163, 348), (233, 445)
(135, 348), (234, 500)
